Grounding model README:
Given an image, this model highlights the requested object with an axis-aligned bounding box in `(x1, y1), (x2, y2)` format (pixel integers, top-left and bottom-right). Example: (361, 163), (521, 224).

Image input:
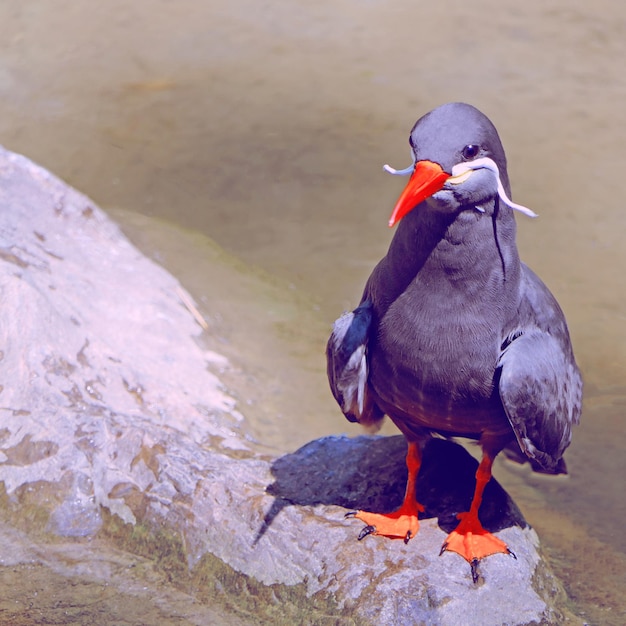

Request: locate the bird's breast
(369, 282), (510, 437)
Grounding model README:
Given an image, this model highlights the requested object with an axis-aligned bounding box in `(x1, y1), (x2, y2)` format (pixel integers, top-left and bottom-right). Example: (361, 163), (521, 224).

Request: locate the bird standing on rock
(326, 102), (582, 582)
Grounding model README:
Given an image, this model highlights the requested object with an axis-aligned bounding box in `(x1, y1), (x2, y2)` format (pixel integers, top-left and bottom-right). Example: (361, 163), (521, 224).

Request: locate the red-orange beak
(388, 160), (449, 227)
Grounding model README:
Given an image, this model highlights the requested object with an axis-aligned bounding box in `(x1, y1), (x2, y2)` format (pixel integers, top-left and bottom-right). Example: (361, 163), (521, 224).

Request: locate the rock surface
(0, 146), (577, 625)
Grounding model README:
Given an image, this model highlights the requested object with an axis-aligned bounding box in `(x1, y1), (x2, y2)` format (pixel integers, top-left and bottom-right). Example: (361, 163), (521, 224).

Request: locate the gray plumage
(327, 302), (384, 429)
(326, 102), (582, 474)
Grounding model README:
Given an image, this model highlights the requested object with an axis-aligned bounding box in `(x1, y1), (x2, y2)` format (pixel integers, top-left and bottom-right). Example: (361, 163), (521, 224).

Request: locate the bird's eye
(462, 144), (480, 159)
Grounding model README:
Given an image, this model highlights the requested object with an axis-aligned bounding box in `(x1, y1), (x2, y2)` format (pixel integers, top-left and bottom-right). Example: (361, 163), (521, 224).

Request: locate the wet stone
(0, 145), (580, 625)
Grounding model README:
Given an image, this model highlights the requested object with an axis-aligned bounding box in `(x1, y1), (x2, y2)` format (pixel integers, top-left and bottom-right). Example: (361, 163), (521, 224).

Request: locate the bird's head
(385, 103), (537, 227)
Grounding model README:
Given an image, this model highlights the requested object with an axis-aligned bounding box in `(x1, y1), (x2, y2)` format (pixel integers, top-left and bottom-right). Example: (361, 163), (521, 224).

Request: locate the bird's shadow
(255, 435), (526, 544)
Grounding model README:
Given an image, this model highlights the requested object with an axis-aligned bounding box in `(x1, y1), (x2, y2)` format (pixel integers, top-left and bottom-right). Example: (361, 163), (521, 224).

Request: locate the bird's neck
(379, 201), (521, 307)
(430, 207), (520, 282)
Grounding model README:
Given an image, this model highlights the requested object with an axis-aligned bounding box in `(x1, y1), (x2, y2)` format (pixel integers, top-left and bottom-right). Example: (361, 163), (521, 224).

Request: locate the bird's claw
(440, 532), (516, 583)
(440, 543), (482, 584)
(357, 525), (377, 541)
(345, 507), (419, 542)
(470, 559), (480, 584)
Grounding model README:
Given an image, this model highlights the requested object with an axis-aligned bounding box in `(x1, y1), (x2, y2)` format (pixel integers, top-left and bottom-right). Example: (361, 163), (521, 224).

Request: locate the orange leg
(346, 441), (424, 543)
(440, 451), (515, 581)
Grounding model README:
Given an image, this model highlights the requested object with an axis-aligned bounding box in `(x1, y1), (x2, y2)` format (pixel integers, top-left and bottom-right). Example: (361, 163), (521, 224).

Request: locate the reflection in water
(1, 0), (625, 623)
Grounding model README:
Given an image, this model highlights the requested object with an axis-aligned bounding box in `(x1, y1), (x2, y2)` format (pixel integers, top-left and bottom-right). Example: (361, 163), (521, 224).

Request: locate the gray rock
(0, 146), (577, 625)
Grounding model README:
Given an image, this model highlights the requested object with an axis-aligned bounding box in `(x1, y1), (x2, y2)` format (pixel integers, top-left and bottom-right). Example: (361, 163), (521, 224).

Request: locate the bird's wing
(497, 272), (583, 474)
(326, 301), (384, 429)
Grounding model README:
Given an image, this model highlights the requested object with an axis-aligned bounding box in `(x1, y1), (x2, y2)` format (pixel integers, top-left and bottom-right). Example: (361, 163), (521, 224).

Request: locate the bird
(326, 102), (582, 582)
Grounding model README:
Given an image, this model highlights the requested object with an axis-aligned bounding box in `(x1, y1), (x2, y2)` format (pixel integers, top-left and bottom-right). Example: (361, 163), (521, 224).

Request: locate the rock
(0, 146), (577, 625)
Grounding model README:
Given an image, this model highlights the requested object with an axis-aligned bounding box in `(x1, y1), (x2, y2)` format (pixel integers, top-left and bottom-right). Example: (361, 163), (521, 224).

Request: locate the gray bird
(326, 102), (582, 581)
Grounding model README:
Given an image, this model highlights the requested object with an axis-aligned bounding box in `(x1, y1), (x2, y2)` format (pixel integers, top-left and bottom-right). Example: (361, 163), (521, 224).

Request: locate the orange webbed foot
(440, 511), (516, 582)
(346, 501), (424, 544)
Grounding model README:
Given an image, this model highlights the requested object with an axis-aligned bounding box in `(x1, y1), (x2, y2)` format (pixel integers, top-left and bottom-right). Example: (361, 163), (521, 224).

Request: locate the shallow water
(1, 1), (625, 623)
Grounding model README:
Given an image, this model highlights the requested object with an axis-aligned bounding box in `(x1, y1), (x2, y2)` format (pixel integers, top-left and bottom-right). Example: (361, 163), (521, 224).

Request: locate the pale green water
(1, 1), (625, 623)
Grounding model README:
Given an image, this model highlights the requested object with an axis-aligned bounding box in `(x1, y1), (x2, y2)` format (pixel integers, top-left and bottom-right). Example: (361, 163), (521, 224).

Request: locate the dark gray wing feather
(326, 301), (384, 428)
(498, 329), (582, 473)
